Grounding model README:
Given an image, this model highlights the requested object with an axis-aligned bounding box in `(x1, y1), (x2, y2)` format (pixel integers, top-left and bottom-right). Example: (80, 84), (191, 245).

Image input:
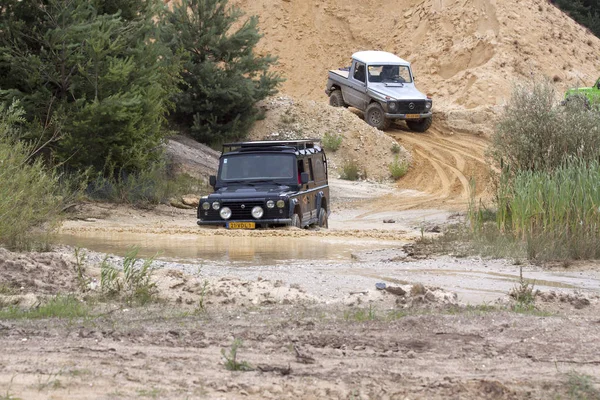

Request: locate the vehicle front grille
(222, 200), (264, 219)
(395, 100), (427, 114)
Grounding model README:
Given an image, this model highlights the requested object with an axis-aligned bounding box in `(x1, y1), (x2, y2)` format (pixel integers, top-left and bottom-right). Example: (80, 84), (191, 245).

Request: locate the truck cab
(326, 51), (432, 132)
(197, 140), (329, 229)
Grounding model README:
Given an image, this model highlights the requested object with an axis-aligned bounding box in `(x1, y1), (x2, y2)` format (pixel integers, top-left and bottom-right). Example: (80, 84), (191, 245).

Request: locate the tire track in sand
(357, 121), (491, 216)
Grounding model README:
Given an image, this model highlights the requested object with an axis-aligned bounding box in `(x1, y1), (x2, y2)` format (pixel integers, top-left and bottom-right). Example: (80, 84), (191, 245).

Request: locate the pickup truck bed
(329, 69), (349, 79)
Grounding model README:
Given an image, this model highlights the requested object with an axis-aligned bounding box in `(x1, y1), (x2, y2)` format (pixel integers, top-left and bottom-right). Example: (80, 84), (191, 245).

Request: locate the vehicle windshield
(218, 154), (296, 182)
(367, 65), (412, 84)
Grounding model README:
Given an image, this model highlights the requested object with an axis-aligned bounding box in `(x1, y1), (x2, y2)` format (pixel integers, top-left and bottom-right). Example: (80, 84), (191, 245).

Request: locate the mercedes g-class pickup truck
(325, 50), (432, 132)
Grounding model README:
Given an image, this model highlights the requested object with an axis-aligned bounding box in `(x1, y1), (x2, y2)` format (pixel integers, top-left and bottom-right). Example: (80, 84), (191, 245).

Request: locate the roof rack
(222, 139), (321, 154)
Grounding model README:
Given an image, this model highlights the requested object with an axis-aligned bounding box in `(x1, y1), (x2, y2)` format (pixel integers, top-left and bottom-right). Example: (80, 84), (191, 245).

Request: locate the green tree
(0, 0), (181, 173)
(164, 0), (282, 144)
(552, 0), (600, 37)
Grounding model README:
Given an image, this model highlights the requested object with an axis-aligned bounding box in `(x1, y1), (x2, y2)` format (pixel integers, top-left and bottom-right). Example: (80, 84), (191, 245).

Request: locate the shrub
(490, 79), (600, 177)
(340, 160), (360, 181)
(389, 156), (409, 179)
(391, 143), (401, 154)
(86, 162), (204, 207)
(0, 103), (66, 250)
(471, 79), (600, 261)
(322, 132), (343, 152)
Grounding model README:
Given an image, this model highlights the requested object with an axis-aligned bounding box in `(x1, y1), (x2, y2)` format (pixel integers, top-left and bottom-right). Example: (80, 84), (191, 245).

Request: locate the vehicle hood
(207, 185), (293, 200)
(368, 83), (428, 101)
(566, 86), (593, 94)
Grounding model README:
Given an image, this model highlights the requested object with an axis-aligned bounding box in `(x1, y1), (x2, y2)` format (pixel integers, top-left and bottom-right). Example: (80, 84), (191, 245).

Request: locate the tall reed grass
(472, 160), (600, 260)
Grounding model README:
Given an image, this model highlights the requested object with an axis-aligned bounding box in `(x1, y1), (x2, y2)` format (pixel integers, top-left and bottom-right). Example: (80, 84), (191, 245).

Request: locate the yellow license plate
(405, 114), (420, 119)
(227, 222), (255, 229)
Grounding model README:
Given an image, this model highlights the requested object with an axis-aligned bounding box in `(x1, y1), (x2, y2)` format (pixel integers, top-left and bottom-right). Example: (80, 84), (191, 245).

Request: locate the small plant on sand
(391, 143), (401, 154)
(73, 247), (91, 290)
(509, 266), (536, 312)
(196, 280), (209, 313)
(340, 160), (360, 181)
(100, 247), (157, 304)
(222, 339), (252, 371)
(389, 156), (409, 179)
(344, 304), (377, 322)
(322, 132), (343, 152)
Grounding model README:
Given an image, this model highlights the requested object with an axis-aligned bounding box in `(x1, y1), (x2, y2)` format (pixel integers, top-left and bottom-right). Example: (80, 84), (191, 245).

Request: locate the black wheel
(406, 116), (433, 133)
(365, 103), (391, 130)
(318, 208), (328, 229)
(290, 213), (302, 229)
(329, 90), (346, 107)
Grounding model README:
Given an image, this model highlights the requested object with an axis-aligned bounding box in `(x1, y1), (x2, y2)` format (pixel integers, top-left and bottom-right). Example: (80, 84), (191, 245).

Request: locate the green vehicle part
(564, 77), (600, 106)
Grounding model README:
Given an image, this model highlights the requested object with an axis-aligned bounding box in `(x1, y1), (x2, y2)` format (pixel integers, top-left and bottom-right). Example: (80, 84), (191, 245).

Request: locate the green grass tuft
(389, 156), (409, 179)
(340, 160), (360, 181)
(0, 295), (90, 320)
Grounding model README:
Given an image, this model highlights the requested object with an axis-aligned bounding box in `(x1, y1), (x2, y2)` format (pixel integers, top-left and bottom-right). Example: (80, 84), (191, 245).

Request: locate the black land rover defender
(197, 140), (330, 229)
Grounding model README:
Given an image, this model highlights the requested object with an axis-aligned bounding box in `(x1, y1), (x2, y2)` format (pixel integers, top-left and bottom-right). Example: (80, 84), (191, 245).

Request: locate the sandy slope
(233, 0), (600, 112)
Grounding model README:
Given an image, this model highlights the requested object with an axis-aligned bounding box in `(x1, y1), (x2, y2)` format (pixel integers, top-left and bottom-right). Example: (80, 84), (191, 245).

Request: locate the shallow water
(56, 232), (397, 265)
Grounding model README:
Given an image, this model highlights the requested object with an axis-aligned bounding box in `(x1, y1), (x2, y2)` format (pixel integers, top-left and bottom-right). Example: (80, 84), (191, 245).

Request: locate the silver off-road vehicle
(325, 51), (432, 132)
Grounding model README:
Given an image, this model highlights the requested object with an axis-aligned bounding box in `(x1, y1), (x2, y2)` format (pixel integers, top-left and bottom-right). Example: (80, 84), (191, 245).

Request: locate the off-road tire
(406, 116), (433, 133)
(329, 90), (346, 107)
(290, 213), (302, 229)
(318, 208), (328, 229)
(365, 102), (391, 130)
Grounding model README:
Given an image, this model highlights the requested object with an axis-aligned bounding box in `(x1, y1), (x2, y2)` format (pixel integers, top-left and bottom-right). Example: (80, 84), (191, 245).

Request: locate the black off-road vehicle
(197, 140), (330, 229)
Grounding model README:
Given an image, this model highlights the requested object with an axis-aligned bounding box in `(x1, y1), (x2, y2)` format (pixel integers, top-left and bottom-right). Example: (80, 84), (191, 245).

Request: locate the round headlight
(266, 200), (275, 209)
(389, 102), (397, 110)
(212, 202), (220, 210)
(425, 101), (432, 110)
(251, 206), (264, 219)
(276, 200), (285, 208)
(202, 202), (210, 210)
(219, 207), (232, 220)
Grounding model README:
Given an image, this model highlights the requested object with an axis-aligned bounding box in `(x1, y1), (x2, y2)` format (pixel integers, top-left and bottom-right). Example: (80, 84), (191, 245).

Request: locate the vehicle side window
(353, 62), (366, 83)
(308, 158), (314, 182)
(313, 156), (326, 182)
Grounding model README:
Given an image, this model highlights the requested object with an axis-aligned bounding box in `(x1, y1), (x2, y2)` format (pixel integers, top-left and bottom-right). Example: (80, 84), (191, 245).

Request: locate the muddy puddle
(56, 232), (399, 265)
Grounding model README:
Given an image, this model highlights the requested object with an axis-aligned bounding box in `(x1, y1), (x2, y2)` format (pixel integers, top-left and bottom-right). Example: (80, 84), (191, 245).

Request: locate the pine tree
(164, 0), (282, 144)
(0, 0), (181, 172)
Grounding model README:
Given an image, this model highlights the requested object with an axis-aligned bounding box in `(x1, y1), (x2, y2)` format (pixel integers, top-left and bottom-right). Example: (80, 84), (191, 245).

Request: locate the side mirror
(300, 172), (309, 185)
(209, 175), (216, 187)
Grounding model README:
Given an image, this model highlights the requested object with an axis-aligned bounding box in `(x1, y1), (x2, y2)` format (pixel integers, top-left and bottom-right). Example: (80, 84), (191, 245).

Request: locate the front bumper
(385, 111), (432, 120)
(197, 218), (292, 226)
